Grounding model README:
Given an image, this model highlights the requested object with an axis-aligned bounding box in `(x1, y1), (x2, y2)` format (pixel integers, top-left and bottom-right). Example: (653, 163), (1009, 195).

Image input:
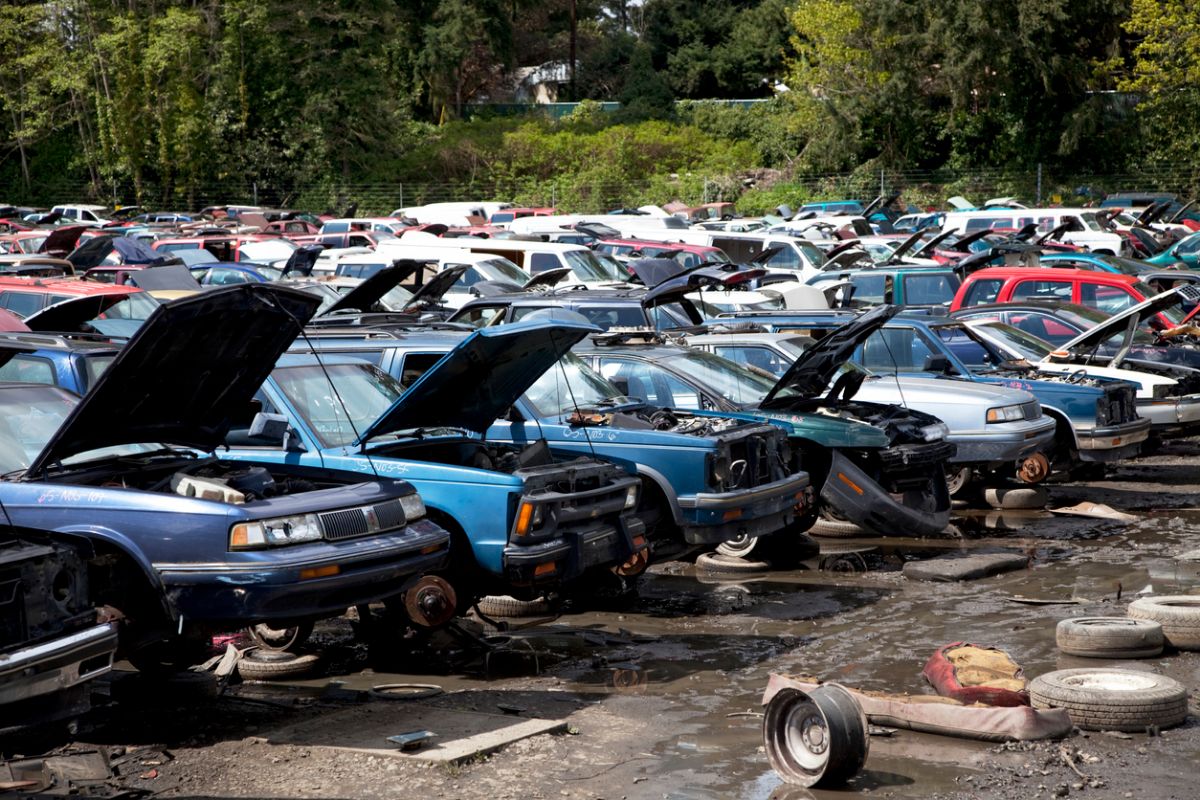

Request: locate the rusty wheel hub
(1018, 452), (1050, 484)
(404, 575), (457, 628)
(613, 547), (650, 577)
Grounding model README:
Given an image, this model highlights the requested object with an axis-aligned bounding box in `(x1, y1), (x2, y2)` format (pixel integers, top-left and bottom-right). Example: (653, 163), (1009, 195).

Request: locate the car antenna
(281, 304), (381, 480)
(548, 326), (598, 460)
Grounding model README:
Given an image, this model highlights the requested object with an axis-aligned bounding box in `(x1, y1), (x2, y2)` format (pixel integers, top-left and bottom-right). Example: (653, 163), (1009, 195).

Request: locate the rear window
(848, 274), (888, 304)
(1010, 280), (1072, 302)
(903, 273), (960, 305)
(0, 355), (55, 386)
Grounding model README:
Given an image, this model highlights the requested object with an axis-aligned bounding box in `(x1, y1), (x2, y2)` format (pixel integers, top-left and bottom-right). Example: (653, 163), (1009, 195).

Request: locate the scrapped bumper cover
(0, 621), (117, 707)
(1075, 416), (1151, 462)
(677, 471), (811, 545)
(820, 450), (949, 537)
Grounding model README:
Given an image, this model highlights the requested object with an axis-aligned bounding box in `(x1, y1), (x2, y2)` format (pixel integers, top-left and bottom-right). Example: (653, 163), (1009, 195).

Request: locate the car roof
(0, 278), (143, 295)
(966, 267), (1139, 284)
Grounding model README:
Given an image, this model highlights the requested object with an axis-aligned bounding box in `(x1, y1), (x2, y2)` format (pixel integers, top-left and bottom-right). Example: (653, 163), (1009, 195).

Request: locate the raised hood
(26, 284), (320, 475)
(357, 318), (600, 443)
(1053, 287), (1184, 367)
(760, 305), (900, 404)
(23, 294), (130, 334)
(323, 261), (425, 315)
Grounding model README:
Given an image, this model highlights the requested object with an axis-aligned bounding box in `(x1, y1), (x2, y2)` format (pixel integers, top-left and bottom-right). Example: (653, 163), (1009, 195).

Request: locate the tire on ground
(1127, 596), (1200, 650)
(1029, 668), (1188, 731)
(237, 648), (322, 681)
(810, 518), (868, 539)
(983, 486), (1047, 510)
(476, 595), (554, 618)
(1056, 617), (1164, 658)
(696, 551), (772, 574)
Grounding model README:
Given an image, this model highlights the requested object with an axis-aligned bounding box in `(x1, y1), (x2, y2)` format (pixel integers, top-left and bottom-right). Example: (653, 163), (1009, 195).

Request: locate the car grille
(318, 499), (406, 541)
(728, 435), (776, 489)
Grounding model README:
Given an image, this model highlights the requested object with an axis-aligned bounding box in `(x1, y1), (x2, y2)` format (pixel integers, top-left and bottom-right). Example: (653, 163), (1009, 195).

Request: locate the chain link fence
(6, 165), (1200, 217)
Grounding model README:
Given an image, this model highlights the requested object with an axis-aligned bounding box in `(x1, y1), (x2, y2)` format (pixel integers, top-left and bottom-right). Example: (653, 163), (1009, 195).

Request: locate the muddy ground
(8, 445), (1200, 800)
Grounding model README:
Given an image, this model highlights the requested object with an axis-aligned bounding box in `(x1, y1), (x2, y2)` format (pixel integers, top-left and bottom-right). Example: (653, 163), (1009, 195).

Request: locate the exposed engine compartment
(375, 437), (561, 473)
(568, 407), (747, 437)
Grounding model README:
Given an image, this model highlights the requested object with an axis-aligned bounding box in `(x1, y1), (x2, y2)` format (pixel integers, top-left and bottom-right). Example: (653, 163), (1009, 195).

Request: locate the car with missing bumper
(223, 319), (648, 607)
(570, 312), (956, 539)
(1, 526), (118, 733)
(0, 285), (453, 668)
(685, 323), (1056, 493)
(288, 323), (812, 563)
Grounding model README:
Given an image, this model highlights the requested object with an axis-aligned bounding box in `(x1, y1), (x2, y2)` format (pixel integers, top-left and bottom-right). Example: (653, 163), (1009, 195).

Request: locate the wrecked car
(223, 318), (648, 607)
(1, 526), (118, 733)
(570, 314), (955, 538)
(0, 285), (453, 668)
(289, 324), (812, 563)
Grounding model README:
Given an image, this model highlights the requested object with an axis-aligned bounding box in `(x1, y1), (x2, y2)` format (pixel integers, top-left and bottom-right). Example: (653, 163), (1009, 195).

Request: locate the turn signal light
(299, 564), (340, 581)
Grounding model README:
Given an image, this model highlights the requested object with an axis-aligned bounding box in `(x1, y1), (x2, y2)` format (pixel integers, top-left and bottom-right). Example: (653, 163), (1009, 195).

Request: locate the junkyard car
(571, 311), (956, 537)
(685, 324), (1056, 492)
(290, 325), (812, 562)
(1, 526), (118, 733)
(224, 319), (648, 606)
(0, 285), (453, 668)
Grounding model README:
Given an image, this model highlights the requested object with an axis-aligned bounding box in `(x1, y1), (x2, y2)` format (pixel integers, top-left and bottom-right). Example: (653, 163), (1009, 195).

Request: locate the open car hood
(629, 258), (687, 288)
(523, 267), (572, 290)
(357, 318), (600, 442)
(759, 304), (901, 403)
(323, 261), (425, 315)
(641, 265), (766, 306)
(39, 225), (88, 257)
(127, 264), (202, 292)
(1053, 287), (1185, 363)
(26, 284), (321, 475)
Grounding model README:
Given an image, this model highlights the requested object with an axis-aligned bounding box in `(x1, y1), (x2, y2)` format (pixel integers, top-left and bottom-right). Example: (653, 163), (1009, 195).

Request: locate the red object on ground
(922, 642), (1030, 707)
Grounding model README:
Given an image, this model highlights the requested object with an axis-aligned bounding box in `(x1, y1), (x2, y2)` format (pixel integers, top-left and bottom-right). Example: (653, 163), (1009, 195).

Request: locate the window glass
(712, 345), (792, 377)
(1010, 280), (1073, 302)
(273, 362), (404, 447)
(450, 305), (504, 327)
(933, 326), (991, 368)
(1175, 234), (1200, 256)
(80, 354), (115, 391)
(0, 291), (45, 317)
(1079, 283), (1136, 314)
(848, 274), (888, 304)
(763, 245), (801, 269)
(857, 328), (939, 372)
(962, 278), (1003, 306)
(398, 353), (442, 387)
(528, 253), (560, 273)
(524, 354), (625, 417)
(903, 273), (960, 305)
(597, 358), (704, 409)
(0, 355), (55, 386)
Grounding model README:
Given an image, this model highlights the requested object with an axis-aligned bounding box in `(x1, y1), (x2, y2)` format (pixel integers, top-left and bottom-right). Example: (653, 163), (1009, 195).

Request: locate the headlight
(1095, 398), (1109, 426)
(623, 484), (639, 509)
(986, 405), (1024, 423)
(920, 422), (950, 441)
(230, 513), (322, 550)
(709, 452), (731, 487)
(399, 492), (426, 522)
(514, 501), (545, 536)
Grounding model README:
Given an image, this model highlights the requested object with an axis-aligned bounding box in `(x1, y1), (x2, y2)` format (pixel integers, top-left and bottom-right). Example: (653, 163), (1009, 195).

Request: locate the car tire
(716, 529), (820, 566)
(1029, 668), (1188, 731)
(475, 595), (555, 619)
(946, 466), (973, 498)
(1127, 596), (1200, 650)
(983, 486), (1047, 510)
(809, 518), (867, 539)
(1056, 617), (1165, 659)
(696, 551), (772, 574)
(237, 648), (322, 681)
(246, 621), (313, 653)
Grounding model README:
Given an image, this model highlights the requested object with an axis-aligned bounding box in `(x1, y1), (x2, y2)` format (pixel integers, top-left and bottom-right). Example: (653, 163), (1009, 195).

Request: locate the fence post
(880, 169), (885, 198)
(253, 182), (258, 206)
(1036, 163), (1042, 206)
(399, 183), (403, 212)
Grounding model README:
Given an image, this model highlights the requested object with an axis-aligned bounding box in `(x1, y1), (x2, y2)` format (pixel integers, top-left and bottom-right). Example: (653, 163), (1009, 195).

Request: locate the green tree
(1120, 0), (1200, 164)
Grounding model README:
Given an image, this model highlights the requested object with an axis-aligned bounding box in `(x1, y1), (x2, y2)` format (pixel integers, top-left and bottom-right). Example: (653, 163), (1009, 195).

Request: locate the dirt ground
(8, 445), (1200, 800)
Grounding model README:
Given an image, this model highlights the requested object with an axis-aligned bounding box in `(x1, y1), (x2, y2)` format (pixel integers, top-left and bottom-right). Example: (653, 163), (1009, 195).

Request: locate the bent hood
(357, 318), (600, 442)
(1053, 287), (1184, 367)
(26, 284), (321, 475)
(760, 305), (900, 404)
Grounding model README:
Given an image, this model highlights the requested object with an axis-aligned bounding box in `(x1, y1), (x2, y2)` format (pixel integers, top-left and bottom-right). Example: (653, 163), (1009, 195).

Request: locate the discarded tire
(763, 683), (869, 787)
(1127, 596), (1200, 651)
(246, 621), (313, 652)
(1056, 617), (1164, 659)
(237, 648), (322, 681)
(716, 531), (819, 566)
(1029, 668), (1188, 732)
(476, 595), (554, 618)
(696, 551), (772, 574)
(809, 518), (867, 539)
(983, 486), (1047, 510)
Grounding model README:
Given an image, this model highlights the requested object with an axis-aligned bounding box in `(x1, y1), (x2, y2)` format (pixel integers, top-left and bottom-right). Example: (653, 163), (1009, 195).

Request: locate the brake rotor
(404, 575), (457, 628)
(1017, 452), (1050, 484)
(612, 547), (650, 577)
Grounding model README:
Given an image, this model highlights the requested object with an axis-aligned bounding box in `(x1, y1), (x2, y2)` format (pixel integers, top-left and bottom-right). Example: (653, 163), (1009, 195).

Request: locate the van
(942, 209), (1127, 255)
(50, 204), (110, 226)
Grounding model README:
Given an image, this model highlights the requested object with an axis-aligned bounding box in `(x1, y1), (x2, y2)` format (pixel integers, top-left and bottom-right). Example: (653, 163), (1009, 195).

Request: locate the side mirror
(922, 353), (954, 374)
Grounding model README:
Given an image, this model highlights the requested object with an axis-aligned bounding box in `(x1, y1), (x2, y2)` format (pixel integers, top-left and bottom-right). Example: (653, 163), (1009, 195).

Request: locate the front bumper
(820, 450), (950, 537)
(0, 622), (117, 709)
(503, 516), (647, 586)
(1075, 417), (1152, 462)
(159, 518), (451, 625)
(677, 472), (811, 545)
(947, 417), (1056, 467)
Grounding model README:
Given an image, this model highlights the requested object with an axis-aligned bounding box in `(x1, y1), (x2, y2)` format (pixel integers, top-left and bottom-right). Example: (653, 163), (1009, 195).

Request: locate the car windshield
(564, 249), (618, 281)
(0, 385), (160, 474)
(659, 349), (777, 407)
(476, 258), (529, 284)
(273, 362), (405, 447)
(796, 240), (827, 267)
(523, 354), (628, 417)
(974, 322), (1055, 360)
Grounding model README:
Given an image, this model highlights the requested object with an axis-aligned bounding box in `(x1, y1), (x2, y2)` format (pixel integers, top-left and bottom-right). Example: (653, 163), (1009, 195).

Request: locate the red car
(595, 238), (728, 269)
(0, 277), (156, 320)
(951, 267), (1187, 328)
